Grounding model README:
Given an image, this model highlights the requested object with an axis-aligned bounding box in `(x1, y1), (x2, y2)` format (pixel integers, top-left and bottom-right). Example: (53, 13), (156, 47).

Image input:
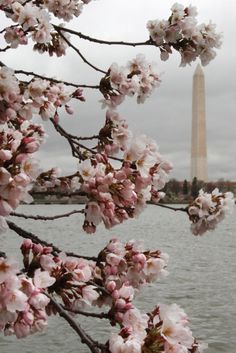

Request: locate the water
(0, 204), (235, 353)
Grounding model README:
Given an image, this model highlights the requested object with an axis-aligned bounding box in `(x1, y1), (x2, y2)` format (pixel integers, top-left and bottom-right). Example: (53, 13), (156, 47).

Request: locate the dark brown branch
(50, 118), (123, 163)
(54, 25), (156, 47)
(50, 118), (97, 143)
(147, 201), (188, 212)
(15, 70), (99, 89)
(0, 24), (18, 34)
(30, 190), (87, 197)
(22, 0), (33, 5)
(76, 141), (97, 155)
(55, 27), (106, 74)
(62, 306), (109, 319)
(0, 60), (99, 88)
(7, 220), (97, 261)
(10, 209), (84, 221)
(0, 45), (10, 52)
(50, 118), (87, 160)
(76, 134), (99, 141)
(50, 118), (111, 161)
(1, 7), (13, 14)
(46, 295), (104, 353)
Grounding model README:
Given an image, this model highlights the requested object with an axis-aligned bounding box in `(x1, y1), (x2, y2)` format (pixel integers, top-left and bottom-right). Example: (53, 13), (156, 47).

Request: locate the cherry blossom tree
(0, 1), (234, 353)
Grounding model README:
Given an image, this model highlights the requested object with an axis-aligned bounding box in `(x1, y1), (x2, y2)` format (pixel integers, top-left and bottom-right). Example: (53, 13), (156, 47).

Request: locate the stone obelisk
(191, 64), (208, 181)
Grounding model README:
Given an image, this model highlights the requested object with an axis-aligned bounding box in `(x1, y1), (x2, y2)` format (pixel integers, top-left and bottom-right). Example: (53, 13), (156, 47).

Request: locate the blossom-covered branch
(1, 2), (221, 68)
(187, 188), (234, 235)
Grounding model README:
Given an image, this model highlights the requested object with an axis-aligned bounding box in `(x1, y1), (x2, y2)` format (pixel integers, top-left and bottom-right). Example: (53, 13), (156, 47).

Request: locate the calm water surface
(0, 204), (235, 353)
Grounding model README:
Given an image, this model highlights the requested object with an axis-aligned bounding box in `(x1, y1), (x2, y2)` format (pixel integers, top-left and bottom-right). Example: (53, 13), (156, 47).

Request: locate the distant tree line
(162, 178), (236, 203)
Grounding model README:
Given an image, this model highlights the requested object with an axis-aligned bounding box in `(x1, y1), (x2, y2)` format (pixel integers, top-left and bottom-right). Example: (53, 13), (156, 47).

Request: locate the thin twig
(62, 306), (109, 319)
(10, 209), (84, 221)
(50, 118), (123, 163)
(15, 69), (99, 89)
(31, 190), (87, 197)
(0, 45), (10, 52)
(46, 295), (104, 353)
(50, 118), (97, 143)
(54, 25), (156, 47)
(55, 27), (106, 74)
(147, 201), (188, 212)
(7, 220), (97, 261)
(0, 60), (99, 88)
(0, 24), (18, 34)
(22, 0), (33, 5)
(76, 134), (99, 141)
(50, 118), (87, 160)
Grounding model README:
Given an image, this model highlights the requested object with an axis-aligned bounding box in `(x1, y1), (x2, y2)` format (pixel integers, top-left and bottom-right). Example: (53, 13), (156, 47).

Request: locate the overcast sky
(1, 0), (236, 181)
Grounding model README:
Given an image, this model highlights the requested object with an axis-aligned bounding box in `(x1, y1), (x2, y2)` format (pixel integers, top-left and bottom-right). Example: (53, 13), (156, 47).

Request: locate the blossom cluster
(109, 303), (206, 353)
(99, 240), (204, 353)
(0, 120), (45, 230)
(95, 238), (168, 306)
(187, 188), (234, 235)
(2, 0), (93, 54)
(147, 3), (222, 66)
(21, 239), (99, 311)
(12, 2), (51, 40)
(98, 110), (132, 156)
(0, 254), (55, 338)
(0, 237), (206, 352)
(100, 55), (161, 108)
(79, 133), (172, 233)
(0, 66), (84, 124)
(43, 0), (92, 22)
(142, 304), (205, 353)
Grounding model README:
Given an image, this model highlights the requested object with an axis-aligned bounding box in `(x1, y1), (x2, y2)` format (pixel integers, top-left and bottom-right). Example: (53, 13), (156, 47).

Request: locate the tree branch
(46, 294), (104, 353)
(0, 45), (10, 52)
(147, 201), (188, 212)
(30, 190), (87, 197)
(53, 25), (156, 47)
(0, 60), (99, 88)
(55, 27), (106, 74)
(6, 220), (97, 261)
(0, 24), (18, 34)
(62, 306), (109, 319)
(50, 118), (88, 160)
(50, 118), (123, 163)
(75, 134), (100, 141)
(15, 70), (99, 89)
(10, 209), (84, 221)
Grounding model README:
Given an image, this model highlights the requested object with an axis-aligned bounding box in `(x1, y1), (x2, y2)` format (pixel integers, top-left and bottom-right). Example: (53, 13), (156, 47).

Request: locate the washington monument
(191, 64), (208, 181)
